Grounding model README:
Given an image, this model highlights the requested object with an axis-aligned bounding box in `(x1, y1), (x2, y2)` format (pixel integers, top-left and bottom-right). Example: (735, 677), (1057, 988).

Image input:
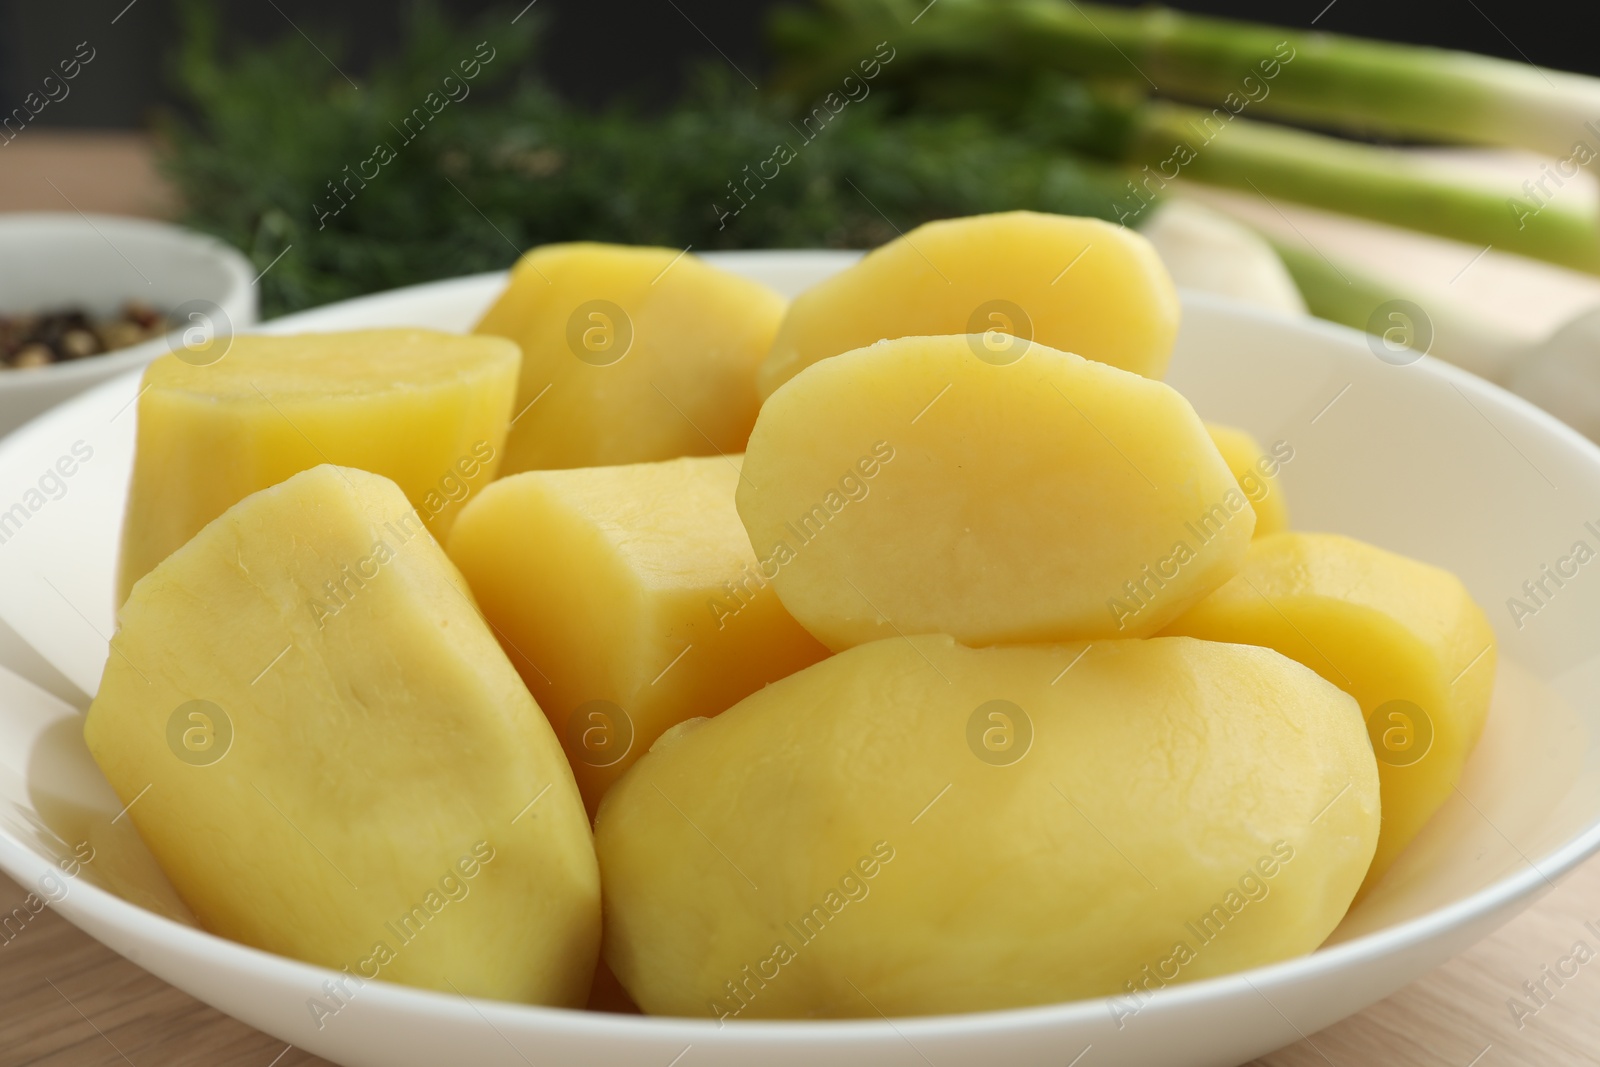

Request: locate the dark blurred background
(2, 0), (1593, 128)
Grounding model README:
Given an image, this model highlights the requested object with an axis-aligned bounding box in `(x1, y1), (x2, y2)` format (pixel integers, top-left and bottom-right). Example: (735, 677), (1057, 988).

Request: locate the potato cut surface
(1162, 531), (1497, 896)
(447, 455), (829, 815)
(737, 334), (1253, 649)
(117, 328), (519, 603)
(1205, 422), (1292, 538)
(87, 465), (600, 1006)
(596, 635), (1379, 1018)
(758, 211), (1179, 398)
(473, 242), (785, 472)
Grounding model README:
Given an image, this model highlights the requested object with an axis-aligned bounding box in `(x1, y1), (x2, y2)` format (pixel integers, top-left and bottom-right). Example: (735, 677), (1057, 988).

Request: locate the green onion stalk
(1028, 0), (1600, 158)
(774, 0), (1600, 274)
(1124, 103), (1600, 273)
(1266, 240), (1397, 332)
(778, 0), (1600, 156)
(1268, 238), (1525, 383)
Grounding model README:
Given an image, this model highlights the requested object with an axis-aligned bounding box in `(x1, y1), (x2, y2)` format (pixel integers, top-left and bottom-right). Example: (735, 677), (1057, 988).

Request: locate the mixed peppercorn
(1, 303), (169, 370)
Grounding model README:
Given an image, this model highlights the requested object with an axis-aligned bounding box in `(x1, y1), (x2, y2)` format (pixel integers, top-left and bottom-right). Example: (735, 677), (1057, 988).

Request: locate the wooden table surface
(0, 132), (177, 222)
(5, 135), (1600, 1067)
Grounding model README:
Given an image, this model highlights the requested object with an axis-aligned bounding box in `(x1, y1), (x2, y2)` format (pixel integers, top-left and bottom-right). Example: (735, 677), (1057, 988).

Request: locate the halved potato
(1162, 531), (1497, 895)
(737, 334), (1252, 649)
(446, 455), (830, 815)
(87, 466), (599, 1005)
(117, 329), (519, 604)
(758, 211), (1179, 398)
(474, 243), (785, 472)
(597, 635), (1379, 1018)
(1205, 422), (1292, 538)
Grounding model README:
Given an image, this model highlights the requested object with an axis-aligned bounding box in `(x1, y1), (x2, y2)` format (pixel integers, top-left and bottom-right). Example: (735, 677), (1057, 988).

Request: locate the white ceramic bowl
(2, 252), (1599, 1067)
(0, 212), (258, 436)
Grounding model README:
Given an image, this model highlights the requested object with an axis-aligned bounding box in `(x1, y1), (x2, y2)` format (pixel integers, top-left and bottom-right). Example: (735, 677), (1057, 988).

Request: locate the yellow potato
(736, 335), (1253, 649)
(597, 635), (1379, 1018)
(1205, 422), (1293, 538)
(758, 211), (1179, 398)
(117, 329), (518, 604)
(1162, 531), (1497, 896)
(474, 243), (786, 472)
(446, 455), (830, 815)
(86, 466), (599, 1006)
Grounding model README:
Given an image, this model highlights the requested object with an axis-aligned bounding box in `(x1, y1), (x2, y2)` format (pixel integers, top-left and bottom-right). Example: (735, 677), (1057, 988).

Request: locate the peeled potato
(1205, 422), (1292, 538)
(446, 455), (830, 815)
(117, 329), (518, 604)
(1162, 531), (1497, 896)
(474, 243), (786, 472)
(597, 635), (1379, 1018)
(736, 335), (1252, 649)
(758, 211), (1179, 398)
(86, 466), (600, 1006)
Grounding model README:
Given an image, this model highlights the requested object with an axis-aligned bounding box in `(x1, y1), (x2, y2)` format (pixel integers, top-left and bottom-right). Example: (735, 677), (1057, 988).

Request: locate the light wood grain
(0, 868), (324, 1066)
(5, 135), (1600, 1067)
(0, 132), (177, 221)
(9, 857), (1600, 1066)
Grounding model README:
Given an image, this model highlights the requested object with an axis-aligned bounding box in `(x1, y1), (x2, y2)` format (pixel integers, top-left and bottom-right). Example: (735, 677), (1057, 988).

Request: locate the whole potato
(597, 635), (1379, 1019)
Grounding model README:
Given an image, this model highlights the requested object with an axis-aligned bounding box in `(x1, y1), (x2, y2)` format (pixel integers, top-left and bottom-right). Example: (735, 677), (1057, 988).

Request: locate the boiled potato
(1205, 422), (1292, 538)
(446, 455), (830, 815)
(758, 211), (1179, 398)
(1162, 531), (1497, 896)
(117, 329), (518, 604)
(86, 466), (599, 1006)
(597, 635), (1379, 1018)
(474, 243), (785, 472)
(736, 335), (1252, 649)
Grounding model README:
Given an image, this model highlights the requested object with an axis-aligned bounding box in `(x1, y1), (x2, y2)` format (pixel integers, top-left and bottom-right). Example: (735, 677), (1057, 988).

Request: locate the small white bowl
(0, 212), (258, 436)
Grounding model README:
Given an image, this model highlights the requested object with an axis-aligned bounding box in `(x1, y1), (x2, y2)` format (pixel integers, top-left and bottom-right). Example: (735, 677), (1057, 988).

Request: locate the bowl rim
(2, 278), (1598, 1044)
(0, 212), (258, 387)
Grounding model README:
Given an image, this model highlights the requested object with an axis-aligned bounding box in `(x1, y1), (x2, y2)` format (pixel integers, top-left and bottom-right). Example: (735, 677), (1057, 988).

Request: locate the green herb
(162, 0), (1130, 317)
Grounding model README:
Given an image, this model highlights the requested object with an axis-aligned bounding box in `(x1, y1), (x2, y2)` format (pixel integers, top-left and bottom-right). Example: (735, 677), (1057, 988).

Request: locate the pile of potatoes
(85, 211), (1496, 1020)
